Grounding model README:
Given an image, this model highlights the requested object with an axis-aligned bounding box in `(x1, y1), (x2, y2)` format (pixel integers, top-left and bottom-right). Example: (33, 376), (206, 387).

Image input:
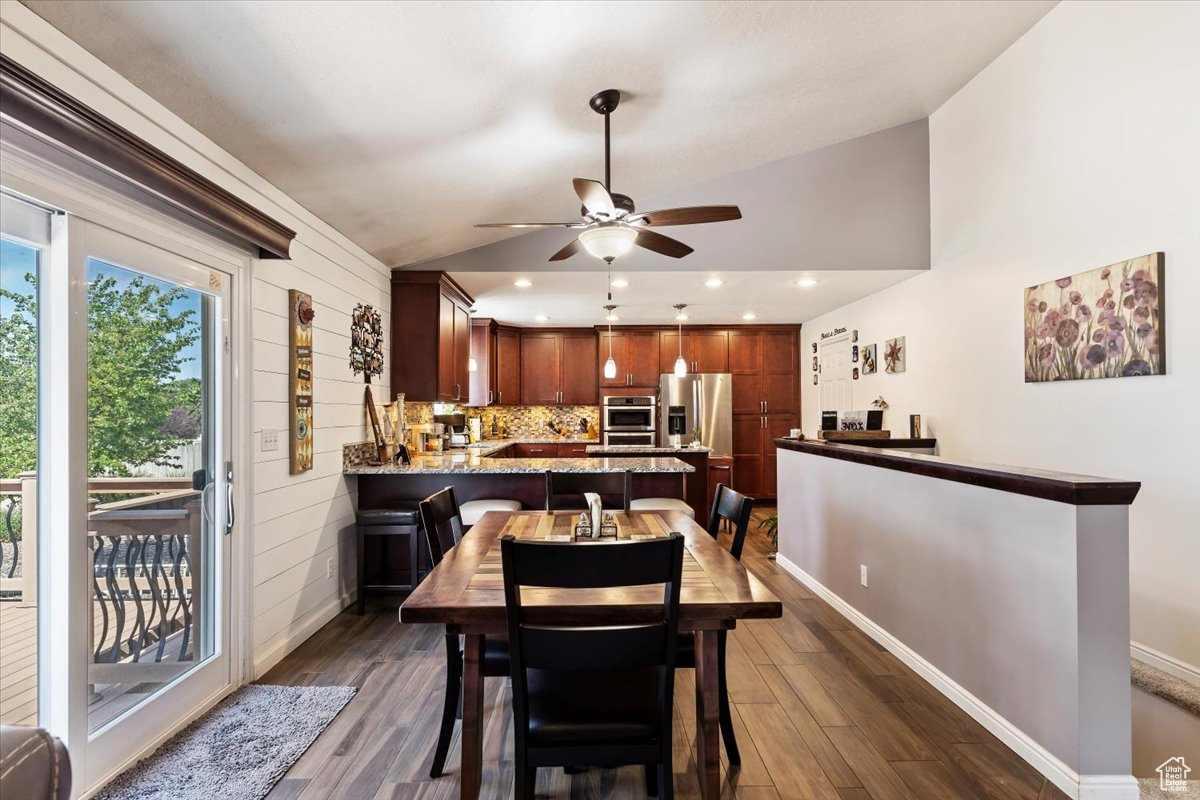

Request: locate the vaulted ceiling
(24, 0), (1056, 269)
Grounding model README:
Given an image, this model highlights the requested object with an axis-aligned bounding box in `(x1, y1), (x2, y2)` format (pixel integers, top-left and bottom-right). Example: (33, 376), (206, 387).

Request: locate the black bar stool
(355, 504), (427, 614)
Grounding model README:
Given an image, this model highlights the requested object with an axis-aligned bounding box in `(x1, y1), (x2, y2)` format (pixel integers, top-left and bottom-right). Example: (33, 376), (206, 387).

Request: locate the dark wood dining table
(400, 510), (783, 800)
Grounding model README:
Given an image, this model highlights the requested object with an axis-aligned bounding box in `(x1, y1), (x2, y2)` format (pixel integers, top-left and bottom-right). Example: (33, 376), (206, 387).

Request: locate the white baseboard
(1078, 775), (1140, 800)
(774, 554), (1137, 800)
(252, 591), (355, 679)
(1131, 640), (1200, 686)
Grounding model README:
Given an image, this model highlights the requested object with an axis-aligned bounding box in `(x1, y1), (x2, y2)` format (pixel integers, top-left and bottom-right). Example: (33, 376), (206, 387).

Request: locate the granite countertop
(345, 454), (695, 475)
(585, 444), (713, 455)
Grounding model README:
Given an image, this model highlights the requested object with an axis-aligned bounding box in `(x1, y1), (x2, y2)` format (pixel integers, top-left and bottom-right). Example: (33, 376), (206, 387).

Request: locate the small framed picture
(852, 345), (859, 363)
(812, 373), (818, 385)
(852, 329), (858, 343)
(811, 342), (817, 354)
(812, 355), (818, 371)
(852, 367), (860, 380)
(910, 414), (922, 438)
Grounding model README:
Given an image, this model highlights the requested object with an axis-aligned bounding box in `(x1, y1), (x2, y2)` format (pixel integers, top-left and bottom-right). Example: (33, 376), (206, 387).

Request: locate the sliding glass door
(79, 224), (233, 787)
(1, 175), (242, 794)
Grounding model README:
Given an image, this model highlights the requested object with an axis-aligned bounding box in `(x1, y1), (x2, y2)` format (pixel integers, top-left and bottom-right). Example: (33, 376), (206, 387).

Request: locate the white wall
(799, 0), (1200, 671)
(0, 4), (390, 677)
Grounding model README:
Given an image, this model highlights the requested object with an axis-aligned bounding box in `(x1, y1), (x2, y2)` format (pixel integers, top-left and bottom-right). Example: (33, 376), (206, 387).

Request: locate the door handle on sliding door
(225, 461), (235, 535)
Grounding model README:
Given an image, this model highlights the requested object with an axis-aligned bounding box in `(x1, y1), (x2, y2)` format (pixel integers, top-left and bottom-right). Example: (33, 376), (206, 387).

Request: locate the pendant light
(673, 304), (688, 377)
(603, 304), (618, 379)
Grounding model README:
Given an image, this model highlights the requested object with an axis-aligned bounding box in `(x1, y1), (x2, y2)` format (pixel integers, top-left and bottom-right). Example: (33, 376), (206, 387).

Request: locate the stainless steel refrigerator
(658, 373), (732, 455)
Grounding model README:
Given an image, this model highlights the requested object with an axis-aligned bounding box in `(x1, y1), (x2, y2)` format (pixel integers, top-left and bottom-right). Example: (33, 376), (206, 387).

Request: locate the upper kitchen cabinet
(468, 319), (523, 406)
(729, 329), (799, 415)
(521, 330), (598, 405)
(599, 330), (661, 388)
(390, 271), (473, 402)
(659, 329), (728, 374)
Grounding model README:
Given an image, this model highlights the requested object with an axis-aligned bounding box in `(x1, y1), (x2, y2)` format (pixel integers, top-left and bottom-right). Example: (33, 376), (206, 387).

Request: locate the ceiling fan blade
(475, 222), (583, 228)
(628, 205), (742, 226)
(548, 237), (583, 262)
(572, 178), (616, 218)
(634, 228), (694, 259)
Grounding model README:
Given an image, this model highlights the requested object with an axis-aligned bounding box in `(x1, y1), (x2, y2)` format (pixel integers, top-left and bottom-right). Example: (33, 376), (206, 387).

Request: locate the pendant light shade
(603, 303), (619, 379)
(673, 303), (688, 377)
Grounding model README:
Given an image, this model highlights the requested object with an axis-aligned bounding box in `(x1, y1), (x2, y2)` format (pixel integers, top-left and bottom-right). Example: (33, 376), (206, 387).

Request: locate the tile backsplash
(405, 402), (599, 439)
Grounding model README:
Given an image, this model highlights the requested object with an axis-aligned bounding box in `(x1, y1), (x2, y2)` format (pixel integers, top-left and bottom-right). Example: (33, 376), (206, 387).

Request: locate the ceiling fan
(474, 89), (742, 263)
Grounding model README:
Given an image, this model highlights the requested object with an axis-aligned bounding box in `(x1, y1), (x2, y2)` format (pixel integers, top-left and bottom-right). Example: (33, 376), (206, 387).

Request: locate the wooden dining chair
(418, 487), (511, 779)
(678, 483), (754, 765)
(544, 469), (632, 513)
(501, 533), (685, 799)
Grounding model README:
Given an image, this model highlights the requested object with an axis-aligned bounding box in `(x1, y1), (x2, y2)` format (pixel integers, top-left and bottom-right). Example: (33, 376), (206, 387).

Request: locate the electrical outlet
(326, 557), (334, 580)
(860, 564), (868, 587)
(261, 428), (279, 452)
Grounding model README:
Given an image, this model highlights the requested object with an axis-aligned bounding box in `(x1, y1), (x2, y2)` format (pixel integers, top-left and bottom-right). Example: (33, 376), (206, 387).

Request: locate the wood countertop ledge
(773, 438), (1140, 506)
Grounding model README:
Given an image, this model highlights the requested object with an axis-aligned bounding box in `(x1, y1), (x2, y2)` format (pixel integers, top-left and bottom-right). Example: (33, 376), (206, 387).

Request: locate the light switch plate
(262, 428), (279, 452)
(860, 564), (868, 587)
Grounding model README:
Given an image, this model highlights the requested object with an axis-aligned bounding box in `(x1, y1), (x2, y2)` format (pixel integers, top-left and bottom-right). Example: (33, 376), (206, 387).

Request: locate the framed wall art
(862, 344), (877, 374)
(1024, 252), (1164, 382)
(884, 336), (906, 374)
(350, 303), (388, 463)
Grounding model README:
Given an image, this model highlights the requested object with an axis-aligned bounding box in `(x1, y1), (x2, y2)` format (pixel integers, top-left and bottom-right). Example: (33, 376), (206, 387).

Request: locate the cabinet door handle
(761, 416), (766, 430)
(488, 389), (494, 404)
(498, 391), (502, 404)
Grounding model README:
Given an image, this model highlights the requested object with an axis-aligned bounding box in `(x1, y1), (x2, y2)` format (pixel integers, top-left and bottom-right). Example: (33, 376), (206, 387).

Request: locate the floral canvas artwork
(1024, 253), (1164, 382)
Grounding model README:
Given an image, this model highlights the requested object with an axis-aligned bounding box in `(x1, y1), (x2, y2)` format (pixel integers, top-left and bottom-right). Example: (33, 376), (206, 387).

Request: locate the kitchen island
(585, 444), (712, 518)
(348, 451), (693, 512)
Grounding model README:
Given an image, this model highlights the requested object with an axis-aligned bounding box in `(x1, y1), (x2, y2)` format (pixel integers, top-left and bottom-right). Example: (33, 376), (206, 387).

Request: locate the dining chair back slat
(420, 486), (465, 566)
(545, 470), (632, 513)
(706, 484), (754, 561)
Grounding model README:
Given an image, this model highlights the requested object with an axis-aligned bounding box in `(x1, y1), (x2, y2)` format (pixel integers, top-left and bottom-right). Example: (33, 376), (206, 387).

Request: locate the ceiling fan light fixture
(579, 224), (637, 263)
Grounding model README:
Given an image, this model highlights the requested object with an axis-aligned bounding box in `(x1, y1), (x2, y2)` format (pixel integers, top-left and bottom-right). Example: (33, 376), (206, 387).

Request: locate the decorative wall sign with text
(289, 290), (315, 473)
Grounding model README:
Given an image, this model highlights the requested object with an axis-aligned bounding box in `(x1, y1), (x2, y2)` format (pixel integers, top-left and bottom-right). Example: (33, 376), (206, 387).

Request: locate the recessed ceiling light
(610, 278), (629, 288)
(742, 312), (757, 321)
(705, 278), (723, 288)
(514, 278), (533, 288)
(796, 278), (818, 288)
(534, 314), (548, 322)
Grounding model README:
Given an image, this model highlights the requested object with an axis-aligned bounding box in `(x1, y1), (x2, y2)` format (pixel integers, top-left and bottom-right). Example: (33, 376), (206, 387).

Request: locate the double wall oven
(602, 395), (656, 446)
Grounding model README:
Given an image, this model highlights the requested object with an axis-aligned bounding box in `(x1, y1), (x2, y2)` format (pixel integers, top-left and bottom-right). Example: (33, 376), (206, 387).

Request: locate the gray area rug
(1132, 657), (1200, 717)
(95, 684), (355, 800)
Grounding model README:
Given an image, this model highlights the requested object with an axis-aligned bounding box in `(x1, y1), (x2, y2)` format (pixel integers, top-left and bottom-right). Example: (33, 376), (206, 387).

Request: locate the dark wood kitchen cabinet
(599, 330), (660, 389)
(659, 329), (728, 374)
(520, 331), (598, 405)
(390, 271), (473, 402)
(727, 327), (800, 499)
(495, 326), (522, 406)
(468, 320), (522, 407)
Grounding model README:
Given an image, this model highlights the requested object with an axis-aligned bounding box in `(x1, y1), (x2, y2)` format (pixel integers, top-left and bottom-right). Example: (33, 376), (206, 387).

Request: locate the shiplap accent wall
(0, 4), (391, 678)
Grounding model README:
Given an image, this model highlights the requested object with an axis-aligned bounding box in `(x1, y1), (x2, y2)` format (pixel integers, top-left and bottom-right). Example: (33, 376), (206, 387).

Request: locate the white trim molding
(253, 591), (354, 679)
(775, 554), (1138, 800)
(1131, 641), (1200, 687)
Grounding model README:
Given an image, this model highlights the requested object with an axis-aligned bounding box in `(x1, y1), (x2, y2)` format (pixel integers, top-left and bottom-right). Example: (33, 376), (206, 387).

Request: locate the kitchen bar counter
(346, 454), (693, 475)
(585, 444), (713, 455)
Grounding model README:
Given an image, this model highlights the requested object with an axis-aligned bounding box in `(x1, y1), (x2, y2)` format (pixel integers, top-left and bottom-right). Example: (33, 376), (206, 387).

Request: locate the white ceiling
(457, 269), (922, 326)
(25, 0), (1055, 269)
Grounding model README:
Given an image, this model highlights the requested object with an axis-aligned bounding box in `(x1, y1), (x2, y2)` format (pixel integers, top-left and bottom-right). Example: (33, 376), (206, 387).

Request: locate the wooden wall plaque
(289, 290), (315, 473)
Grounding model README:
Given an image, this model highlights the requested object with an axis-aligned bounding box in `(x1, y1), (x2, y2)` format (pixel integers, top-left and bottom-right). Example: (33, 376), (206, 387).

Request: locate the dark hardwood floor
(262, 507), (1068, 799)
